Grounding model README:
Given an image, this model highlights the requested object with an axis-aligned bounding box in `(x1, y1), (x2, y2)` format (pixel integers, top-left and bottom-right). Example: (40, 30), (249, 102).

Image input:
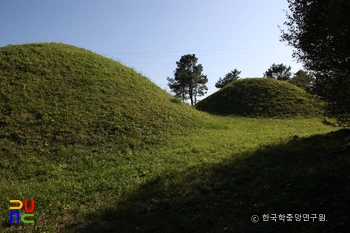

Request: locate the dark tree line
(280, 0), (350, 118)
(263, 63), (314, 92)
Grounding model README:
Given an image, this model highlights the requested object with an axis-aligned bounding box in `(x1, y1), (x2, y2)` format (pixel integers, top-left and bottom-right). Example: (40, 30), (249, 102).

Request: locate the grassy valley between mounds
(0, 43), (349, 233)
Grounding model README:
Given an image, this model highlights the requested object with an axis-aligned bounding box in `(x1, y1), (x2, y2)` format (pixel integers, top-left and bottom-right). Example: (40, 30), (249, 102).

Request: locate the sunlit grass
(0, 43), (348, 233)
(1, 116), (344, 233)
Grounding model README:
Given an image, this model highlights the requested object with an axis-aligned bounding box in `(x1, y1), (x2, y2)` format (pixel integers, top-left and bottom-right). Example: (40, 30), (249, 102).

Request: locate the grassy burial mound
(0, 42), (207, 157)
(196, 78), (326, 117)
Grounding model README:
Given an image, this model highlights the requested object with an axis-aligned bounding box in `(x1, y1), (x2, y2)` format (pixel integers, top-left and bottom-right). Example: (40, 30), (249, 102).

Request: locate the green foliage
(311, 73), (350, 119)
(281, 0), (350, 118)
(196, 78), (326, 117)
(289, 69), (314, 92)
(215, 69), (241, 89)
(167, 54), (208, 106)
(263, 63), (292, 81)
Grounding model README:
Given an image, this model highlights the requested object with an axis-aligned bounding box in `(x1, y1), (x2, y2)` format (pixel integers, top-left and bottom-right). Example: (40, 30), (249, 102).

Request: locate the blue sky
(0, 0), (302, 98)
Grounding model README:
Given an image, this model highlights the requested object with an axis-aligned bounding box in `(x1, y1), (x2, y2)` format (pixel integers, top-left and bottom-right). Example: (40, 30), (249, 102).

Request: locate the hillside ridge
(0, 42), (208, 157)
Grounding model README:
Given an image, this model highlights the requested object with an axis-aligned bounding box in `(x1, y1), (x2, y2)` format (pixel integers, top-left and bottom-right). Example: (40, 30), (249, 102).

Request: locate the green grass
(195, 78), (326, 117)
(0, 42), (211, 156)
(0, 43), (349, 233)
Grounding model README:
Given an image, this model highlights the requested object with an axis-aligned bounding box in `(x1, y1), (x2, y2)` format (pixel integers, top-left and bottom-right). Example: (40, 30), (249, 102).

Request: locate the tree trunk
(189, 87), (193, 106)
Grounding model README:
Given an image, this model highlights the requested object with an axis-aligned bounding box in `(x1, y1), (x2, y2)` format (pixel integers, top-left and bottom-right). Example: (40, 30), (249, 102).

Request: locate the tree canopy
(280, 0), (350, 117)
(215, 69), (241, 89)
(289, 70), (314, 92)
(263, 63), (292, 81)
(167, 54), (208, 106)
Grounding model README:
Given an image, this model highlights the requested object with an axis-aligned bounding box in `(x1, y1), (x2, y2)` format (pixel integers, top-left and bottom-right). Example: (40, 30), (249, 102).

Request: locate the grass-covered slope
(1, 43), (348, 233)
(0, 42), (207, 157)
(196, 78), (325, 117)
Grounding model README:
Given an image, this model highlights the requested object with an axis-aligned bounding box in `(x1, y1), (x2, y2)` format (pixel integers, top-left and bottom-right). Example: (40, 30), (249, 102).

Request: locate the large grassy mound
(0, 42), (208, 158)
(196, 78), (325, 117)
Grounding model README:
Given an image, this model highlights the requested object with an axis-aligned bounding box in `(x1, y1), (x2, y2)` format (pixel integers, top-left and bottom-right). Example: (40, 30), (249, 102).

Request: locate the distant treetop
(215, 69), (241, 89)
(263, 63), (292, 81)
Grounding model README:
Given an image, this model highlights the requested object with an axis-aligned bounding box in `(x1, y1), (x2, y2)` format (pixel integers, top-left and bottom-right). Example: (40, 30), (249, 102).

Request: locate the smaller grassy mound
(196, 78), (325, 117)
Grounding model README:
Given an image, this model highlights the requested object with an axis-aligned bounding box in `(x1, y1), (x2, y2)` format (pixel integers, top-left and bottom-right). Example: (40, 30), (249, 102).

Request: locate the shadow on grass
(66, 129), (350, 233)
